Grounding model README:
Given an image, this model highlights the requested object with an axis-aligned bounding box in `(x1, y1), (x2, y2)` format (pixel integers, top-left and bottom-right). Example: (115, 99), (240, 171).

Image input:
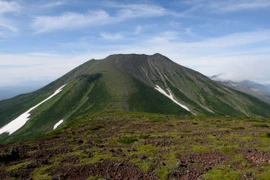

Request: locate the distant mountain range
(212, 75), (270, 104)
(1, 53), (270, 144)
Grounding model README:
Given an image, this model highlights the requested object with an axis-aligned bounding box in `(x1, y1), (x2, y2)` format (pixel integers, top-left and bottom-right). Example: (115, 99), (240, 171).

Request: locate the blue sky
(1, 0), (270, 86)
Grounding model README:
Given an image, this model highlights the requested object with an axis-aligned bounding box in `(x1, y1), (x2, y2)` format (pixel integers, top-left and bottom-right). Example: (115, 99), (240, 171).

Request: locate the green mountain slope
(1, 53), (270, 143)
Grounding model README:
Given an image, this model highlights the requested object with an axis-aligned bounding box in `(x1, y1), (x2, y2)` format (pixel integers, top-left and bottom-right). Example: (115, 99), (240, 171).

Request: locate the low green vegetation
(88, 125), (105, 131)
(118, 136), (138, 144)
(1, 111), (270, 179)
(253, 123), (269, 128)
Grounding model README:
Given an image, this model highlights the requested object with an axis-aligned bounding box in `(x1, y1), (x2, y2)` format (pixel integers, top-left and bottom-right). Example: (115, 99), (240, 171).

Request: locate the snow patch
(251, 88), (259, 92)
(229, 82), (238, 87)
(155, 85), (190, 112)
(53, 119), (64, 130)
(0, 84), (67, 135)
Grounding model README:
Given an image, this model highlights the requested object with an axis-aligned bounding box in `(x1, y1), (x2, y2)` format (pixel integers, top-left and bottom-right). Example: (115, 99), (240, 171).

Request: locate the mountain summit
(1, 53), (270, 143)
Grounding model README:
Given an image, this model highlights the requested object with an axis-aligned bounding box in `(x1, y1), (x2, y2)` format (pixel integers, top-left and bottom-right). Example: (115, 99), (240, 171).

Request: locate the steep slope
(123, 54), (270, 116)
(215, 79), (270, 104)
(1, 53), (270, 143)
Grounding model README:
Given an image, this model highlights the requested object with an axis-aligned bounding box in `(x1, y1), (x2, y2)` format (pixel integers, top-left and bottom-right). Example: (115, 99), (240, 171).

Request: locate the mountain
(1, 53), (270, 144)
(241, 80), (270, 92)
(214, 79), (270, 104)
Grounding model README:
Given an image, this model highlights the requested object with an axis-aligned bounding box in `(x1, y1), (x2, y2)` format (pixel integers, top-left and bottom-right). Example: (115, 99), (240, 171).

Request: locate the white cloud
(32, 10), (110, 33)
(2, 28), (270, 85)
(43, 0), (66, 8)
(0, 1), (20, 14)
(100, 32), (123, 40)
(169, 21), (181, 29)
(110, 3), (167, 18)
(0, 31), (4, 38)
(184, 0), (270, 13)
(148, 31), (181, 43)
(0, 1), (20, 37)
(134, 25), (142, 35)
(0, 53), (88, 85)
(0, 22), (18, 38)
(187, 30), (270, 48)
(32, 3), (174, 33)
(184, 54), (270, 83)
(217, 0), (270, 12)
(133, 24), (158, 35)
(0, 23), (17, 32)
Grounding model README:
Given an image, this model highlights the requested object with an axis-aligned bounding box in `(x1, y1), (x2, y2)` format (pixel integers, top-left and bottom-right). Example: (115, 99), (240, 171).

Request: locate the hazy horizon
(1, 0), (270, 86)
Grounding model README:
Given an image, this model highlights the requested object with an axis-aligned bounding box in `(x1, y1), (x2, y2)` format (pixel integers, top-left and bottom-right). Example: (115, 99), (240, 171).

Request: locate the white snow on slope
(53, 119), (64, 130)
(251, 88), (259, 92)
(0, 84), (67, 135)
(155, 85), (190, 112)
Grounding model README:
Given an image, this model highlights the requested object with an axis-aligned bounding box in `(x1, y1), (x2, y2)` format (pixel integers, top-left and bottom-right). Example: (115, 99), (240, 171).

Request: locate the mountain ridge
(213, 78), (270, 104)
(1, 53), (270, 143)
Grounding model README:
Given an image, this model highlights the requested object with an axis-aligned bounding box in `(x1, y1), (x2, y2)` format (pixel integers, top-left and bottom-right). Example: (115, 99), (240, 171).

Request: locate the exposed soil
(169, 152), (231, 179)
(242, 149), (270, 164)
(54, 160), (158, 180)
(1, 111), (270, 179)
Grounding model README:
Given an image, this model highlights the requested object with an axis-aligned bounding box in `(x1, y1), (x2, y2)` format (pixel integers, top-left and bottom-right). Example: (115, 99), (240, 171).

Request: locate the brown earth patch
(169, 152), (231, 180)
(53, 160), (158, 180)
(242, 149), (270, 164)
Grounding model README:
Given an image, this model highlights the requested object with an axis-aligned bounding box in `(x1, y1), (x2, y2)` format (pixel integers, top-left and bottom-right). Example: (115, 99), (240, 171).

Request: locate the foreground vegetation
(1, 111), (270, 179)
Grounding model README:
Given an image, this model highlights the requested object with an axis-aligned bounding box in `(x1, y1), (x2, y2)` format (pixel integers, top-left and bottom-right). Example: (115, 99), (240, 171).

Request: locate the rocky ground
(1, 111), (270, 179)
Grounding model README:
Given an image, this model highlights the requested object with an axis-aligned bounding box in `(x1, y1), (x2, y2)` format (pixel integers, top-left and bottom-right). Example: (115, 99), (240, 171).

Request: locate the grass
(118, 136), (138, 144)
(129, 158), (153, 172)
(2, 111), (270, 179)
(155, 166), (169, 179)
(231, 127), (245, 130)
(181, 130), (192, 133)
(88, 125), (105, 131)
(139, 134), (149, 139)
(7, 76), (113, 144)
(128, 78), (191, 115)
(31, 165), (54, 180)
(202, 168), (242, 180)
(6, 161), (31, 172)
(253, 124), (269, 128)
